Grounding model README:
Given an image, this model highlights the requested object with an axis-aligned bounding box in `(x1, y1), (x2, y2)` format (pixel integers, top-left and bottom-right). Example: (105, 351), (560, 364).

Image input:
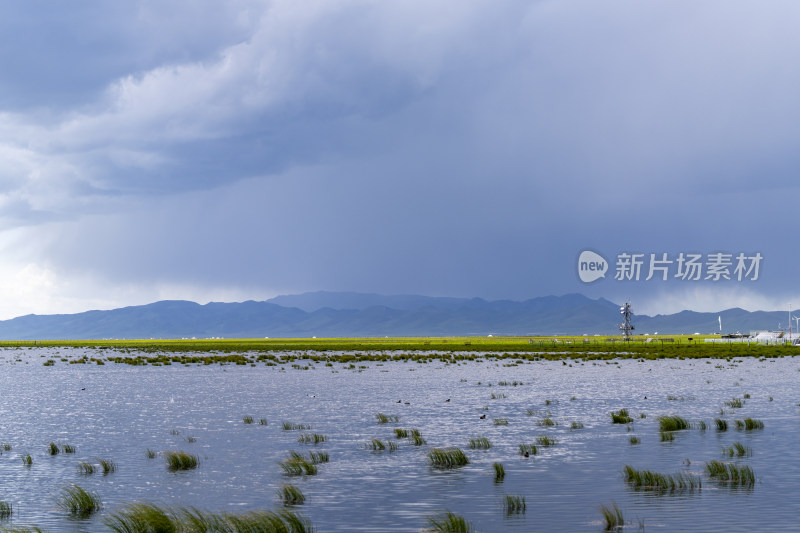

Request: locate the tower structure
(619, 302), (634, 340)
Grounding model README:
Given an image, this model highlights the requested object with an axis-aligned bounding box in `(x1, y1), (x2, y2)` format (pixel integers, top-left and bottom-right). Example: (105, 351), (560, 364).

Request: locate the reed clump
(21, 454), (32, 466)
(622, 465), (702, 492)
(503, 495), (526, 514)
(277, 484), (305, 506)
(658, 415), (690, 431)
(536, 417), (557, 427)
(375, 413), (400, 424)
(723, 442), (752, 457)
(536, 436), (556, 447)
(163, 451), (199, 471)
(105, 503), (313, 533)
(298, 433), (326, 444)
(600, 503), (624, 531)
(48, 442), (59, 455)
(735, 418), (764, 430)
(0, 501), (12, 518)
(715, 418), (728, 431)
(611, 409), (633, 424)
(705, 460), (756, 486)
(468, 437), (491, 449)
(493, 418), (508, 426)
(242, 415), (254, 424)
(426, 511), (473, 532)
(279, 452), (318, 476)
(282, 422), (311, 431)
(57, 484), (102, 517)
(518, 444), (537, 456)
(493, 462), (505, 482)
(428, 448), (469, 469)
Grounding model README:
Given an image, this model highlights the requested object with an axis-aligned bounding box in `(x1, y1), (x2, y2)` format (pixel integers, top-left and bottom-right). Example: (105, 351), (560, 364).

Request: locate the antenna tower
(619, 302), (634, 341)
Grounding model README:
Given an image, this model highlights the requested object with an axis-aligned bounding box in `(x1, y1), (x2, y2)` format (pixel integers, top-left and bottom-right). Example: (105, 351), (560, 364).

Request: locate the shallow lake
(0, 348), (796, 531)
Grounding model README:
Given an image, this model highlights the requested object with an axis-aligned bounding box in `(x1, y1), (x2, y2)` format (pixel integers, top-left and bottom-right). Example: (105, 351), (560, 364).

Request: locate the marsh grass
(298, 433), (327, 444)
(629, 436), (640, 445)
(277, 484), (305, 506)
(658, 415), (690, 431)
(105, 503), (313, 533)
(519, 443), (538, 456)
(367, 439), (396, 452)
(1, 444), (10, 451)
(242, 416), (254, 424)
(375, 413), (400, 424)
(279, 453), (318, 476)
(145, 449), (156, 459)
(715, 419), (728, 431)
(309, 451), (329, 464)
(570, 421), (584, 430)
(0, 501), (12, 519)
(428, 448), (469, 469)
(611, 409), (633, 424)
(536, 417), (557, 427)
(468, 437), (491, 449)
(623, 465), (702, 492)
(61, 444), (76, 454)
(426, 511), (472, 533)
(410, 430), (426, 446)
(600, 503), (624, 531)
(503, 495), (525, 514)
(723, 442), (752, 457)
(48, 443), (59, 455)
(282, 422), (312, 431)
(705, 460), (756, 486)
(21, 454), (31, 466)
(493, 418), (509, 426)
(536, 436), (556, 447)
(57, 485), (101, 517)
(164, 451), (199, 471)
(394, 428), (409, 438)
(78, 462), (95, 475)
(725, 398), (744, 408)
(735, 418), (764, 430)
(493, 462), (505, 482)
(98, 458), (116, 474)
(259, 418), (268, 425)
(660, 431), (675, 442)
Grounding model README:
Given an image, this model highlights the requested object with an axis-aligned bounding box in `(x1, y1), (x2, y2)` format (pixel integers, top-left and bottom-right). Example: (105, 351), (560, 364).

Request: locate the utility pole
(619, 302), (634, 341)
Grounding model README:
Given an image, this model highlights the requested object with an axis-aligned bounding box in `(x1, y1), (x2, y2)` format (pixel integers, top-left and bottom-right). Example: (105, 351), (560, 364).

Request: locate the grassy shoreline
(1, 335), (798, 362)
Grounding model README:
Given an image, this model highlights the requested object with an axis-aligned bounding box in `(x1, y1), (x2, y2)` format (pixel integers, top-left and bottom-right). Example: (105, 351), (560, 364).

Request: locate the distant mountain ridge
(0, 292), (789, 340)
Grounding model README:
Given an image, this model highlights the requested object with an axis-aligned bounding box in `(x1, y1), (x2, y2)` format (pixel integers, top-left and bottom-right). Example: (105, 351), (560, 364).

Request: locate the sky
(0, 0), (798, 319)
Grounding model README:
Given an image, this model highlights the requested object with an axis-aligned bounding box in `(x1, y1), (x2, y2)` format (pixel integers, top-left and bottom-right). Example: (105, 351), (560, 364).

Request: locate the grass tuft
(600, 503), (624, 530)
(623, 465), (702, 492)
(426, 511), (473, 532)
(503, 495), (525, 514)
(535, 436), (557, 447)
(48, 442), (59, 455)
(428, 448), (469, 469)
(242, 415), (254, 424)
(735, 418), (764, 430)
(277, 484), (305, 506)
(57, 484), (101, 517)
(468, 437), (491, 449)
(658, 415), (690, 431)
(715, 418), (728, 431)
(298, 433), (327, 444)
(705, 460), (756, 486)
(493, 462), (505, 482)
(611, 409), (633, 424)
(163, 451), (199, 471)
(519, 443), (537, 456)
(0, 501), (12, 519)
(375, 413), (400, 424)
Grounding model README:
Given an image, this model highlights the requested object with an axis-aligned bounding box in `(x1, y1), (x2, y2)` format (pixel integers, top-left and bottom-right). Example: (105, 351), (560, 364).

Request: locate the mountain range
(0, 291), (790, 340)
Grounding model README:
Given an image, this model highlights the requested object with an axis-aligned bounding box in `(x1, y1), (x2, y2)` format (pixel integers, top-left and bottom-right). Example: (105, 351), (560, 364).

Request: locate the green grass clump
(98, 458), (116, 474)
(279, 452), (318, 476)
(629, 436), (640, 445)
(57, 484), (101, 517)
(715, 418), (728, 431)
(723, 442), (752, 457)
(428, 448), (469, 469)
(105, 503), (313, 533)
(375, 413), (400, 424)
(518, 444), (537, 456)
(735, 418), (764, 430)
(259, 418), (268, 425)
(394, 428), (409, 438)
(570, 421), (584, 430)
(503, 495), (526, 514)
(1, 444), (11, 451)
(426, 511), (473, 532)
(611, 409), (633, 424)
(0, 501), (12, 518)
(409, 429), (426, 446)
(622, 465), (702, 492)
(21, 454), (32, 466)
(536, 417), (557, 427)
(493, 418), (508, 426)
(468, 437), (491, 449)
(277, 484), (305, 506)
(309, 451), (329, 464)
(535, 436), (557, 447)
(366, 439), (397, 452)
(61, 444), (76, 454)
(600, 503), (624, 531)
(78, 462), (95, 475)
(660, 431), (675, 442)
(145, 449), (157, 459)
(48, 442), (59, 455)
(298, 433), (327, 444)
(658, 415), (690, 431)
(493, 462), (505, 482)
(725, 397), (744, 408)
(243, 415), (254, 424)
(282, 422), (311, 431)
(705, 460), (756, 486)
(163, 451), (199, 471)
